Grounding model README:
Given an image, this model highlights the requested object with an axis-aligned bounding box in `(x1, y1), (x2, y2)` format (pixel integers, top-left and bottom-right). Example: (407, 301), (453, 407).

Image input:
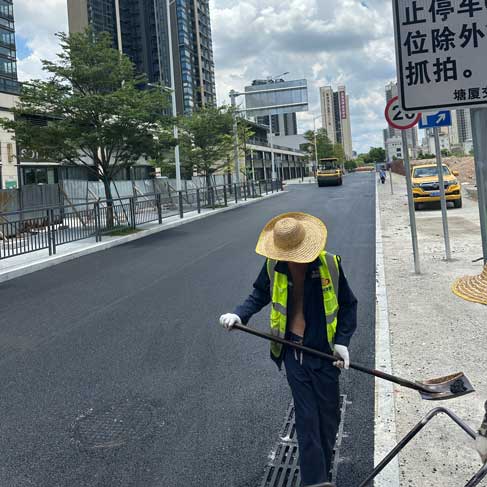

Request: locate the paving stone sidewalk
(378, 173), (486, 487)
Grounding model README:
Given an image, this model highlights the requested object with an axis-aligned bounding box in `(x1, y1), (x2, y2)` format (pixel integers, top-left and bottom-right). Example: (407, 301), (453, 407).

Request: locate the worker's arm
(334, 260), (358, 347)
(233, 261), (271, 324)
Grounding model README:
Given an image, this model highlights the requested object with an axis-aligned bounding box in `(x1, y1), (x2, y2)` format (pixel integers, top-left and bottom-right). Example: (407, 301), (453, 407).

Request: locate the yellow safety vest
(266, 251), (340, 359)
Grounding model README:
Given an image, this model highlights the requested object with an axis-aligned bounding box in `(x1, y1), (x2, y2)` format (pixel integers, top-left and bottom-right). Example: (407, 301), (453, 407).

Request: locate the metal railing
(0, 179), (282, 261)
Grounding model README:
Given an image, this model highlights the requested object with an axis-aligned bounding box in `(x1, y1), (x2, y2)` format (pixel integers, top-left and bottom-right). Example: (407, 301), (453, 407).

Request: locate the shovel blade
(417, 372), (475, 401)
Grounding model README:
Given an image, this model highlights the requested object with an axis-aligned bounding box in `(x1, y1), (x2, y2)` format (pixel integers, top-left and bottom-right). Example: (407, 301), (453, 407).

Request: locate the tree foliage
(368, 147), (386, 163)
(303, 129), (334, 162)
(0, 30), (175, 201)
(178, 105), (235, 183)
(333, 143), (346, 163)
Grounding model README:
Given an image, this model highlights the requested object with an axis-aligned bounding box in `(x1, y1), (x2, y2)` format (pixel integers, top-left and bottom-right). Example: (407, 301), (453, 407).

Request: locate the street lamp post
(230, 90), (241, 186)
(312, 114), (322, 178)
(153, 0), (181, 191)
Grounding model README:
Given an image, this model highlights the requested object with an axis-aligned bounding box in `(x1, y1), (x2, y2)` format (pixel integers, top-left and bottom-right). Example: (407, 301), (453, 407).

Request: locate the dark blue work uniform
(235, 256), (358, 486)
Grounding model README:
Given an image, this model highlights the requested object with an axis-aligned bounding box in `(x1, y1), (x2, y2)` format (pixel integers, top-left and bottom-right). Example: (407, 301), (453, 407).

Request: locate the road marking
(374, 184), (400, 487)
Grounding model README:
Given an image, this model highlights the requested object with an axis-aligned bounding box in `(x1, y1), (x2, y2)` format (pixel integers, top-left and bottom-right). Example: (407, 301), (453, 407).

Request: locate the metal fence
(0, 179), (282, 261)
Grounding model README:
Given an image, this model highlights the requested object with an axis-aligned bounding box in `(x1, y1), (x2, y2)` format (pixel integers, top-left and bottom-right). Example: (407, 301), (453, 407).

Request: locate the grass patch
(107, 227), (141, 237)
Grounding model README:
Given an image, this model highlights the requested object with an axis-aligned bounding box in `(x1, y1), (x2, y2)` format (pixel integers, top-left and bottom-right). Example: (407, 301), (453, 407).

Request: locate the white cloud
(14, 0), (395, 152)
(210, 0), (396, 152)
(14, 0), (68, 80)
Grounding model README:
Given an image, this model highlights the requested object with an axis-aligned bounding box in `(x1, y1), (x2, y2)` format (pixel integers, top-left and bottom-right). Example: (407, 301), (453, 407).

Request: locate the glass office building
(0, 0), (19, 95)
(68, 0), (216, 115)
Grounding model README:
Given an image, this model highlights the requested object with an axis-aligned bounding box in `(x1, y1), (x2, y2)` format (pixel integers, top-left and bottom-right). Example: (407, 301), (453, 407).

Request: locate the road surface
(0, 172), (376, 487)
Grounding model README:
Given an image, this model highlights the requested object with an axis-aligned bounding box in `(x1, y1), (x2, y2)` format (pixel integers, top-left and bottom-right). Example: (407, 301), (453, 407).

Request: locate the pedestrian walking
(220, 212), (358, 486)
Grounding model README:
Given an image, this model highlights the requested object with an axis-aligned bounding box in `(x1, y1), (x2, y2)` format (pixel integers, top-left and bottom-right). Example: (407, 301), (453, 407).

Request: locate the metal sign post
(385, 96), (421, 274)
(433, 127), (452, 261)
(392, 1), (487, 265)
(471, 108), (487, 264)
(389, 163), (394, 195)
(401, 131), (421, 274)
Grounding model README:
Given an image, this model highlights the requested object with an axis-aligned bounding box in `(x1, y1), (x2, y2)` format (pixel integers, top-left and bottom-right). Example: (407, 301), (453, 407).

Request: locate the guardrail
(0, 179), (282, 261)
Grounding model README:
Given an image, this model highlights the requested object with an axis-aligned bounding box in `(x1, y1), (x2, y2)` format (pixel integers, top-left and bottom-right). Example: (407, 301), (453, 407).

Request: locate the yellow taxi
(412, 164), (461, 210)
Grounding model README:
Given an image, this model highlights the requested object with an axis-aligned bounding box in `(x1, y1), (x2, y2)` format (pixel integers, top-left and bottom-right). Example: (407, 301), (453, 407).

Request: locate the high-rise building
(0, 0), (20, 189)
(256, 113), (298, 136)
(319, 85), (353, 160)
(0, 0), (18, 95)
(67, 0), (216, 114)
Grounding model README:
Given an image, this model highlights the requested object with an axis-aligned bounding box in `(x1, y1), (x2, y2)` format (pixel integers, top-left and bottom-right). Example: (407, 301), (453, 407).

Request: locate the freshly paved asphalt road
(0, 173), (375, 487)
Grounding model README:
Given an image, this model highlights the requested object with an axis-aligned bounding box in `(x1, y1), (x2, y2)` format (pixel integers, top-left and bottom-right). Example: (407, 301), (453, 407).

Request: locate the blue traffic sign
(418, 111), (452, 129)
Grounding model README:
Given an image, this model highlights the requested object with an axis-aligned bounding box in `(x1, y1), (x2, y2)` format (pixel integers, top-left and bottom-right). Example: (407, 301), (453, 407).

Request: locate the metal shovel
(232, 324), (475, 401)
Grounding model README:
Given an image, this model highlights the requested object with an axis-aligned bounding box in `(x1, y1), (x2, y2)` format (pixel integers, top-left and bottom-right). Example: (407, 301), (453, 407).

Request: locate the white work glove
(219, 313), (241, 330)
(333, 344), (350, 369)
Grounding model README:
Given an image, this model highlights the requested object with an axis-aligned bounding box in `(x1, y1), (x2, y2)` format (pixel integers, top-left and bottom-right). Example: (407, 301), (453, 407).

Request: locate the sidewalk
(284, 176), (317, 185)
(0, 190), (284, 283)
(377, 173), (486, 486)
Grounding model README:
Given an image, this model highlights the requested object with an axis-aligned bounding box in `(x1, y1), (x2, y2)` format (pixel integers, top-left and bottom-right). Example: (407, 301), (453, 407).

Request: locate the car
(411, 164), (462, 210)
(317, 158), (343, 187)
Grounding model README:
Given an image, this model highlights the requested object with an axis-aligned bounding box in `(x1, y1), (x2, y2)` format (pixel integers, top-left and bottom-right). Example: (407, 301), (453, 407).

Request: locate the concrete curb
(0, 191), (285, 284)
(374, 183), (400, 487)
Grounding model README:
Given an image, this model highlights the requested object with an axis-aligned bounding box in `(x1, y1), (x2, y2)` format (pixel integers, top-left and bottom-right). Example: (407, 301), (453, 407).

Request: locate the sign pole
(402, 130), (421, 274)
(470, 108), (487, 264)
(433, 127), (452, 261)
(389, 160), (394, 195)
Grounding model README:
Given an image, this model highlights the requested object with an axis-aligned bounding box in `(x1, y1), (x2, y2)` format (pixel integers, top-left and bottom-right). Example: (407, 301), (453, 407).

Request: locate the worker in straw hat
(220, 212), (357, 486)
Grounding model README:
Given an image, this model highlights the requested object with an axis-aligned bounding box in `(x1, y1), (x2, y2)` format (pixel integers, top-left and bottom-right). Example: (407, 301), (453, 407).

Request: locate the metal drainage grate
(72, 398), (155, 451)
(260, 395), (348, 487)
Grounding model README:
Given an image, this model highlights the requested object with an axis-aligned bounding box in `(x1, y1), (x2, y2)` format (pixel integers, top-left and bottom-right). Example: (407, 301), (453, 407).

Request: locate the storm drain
(260, 395), (348, 487)
(72, 398), (155, 451)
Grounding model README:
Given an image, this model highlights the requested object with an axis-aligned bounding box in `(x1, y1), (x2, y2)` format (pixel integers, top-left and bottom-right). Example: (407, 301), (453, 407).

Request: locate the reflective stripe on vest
(267, 251), (340, 359)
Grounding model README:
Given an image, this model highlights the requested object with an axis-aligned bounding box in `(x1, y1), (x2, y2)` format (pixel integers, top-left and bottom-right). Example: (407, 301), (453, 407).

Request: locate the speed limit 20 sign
(385, 96), (421, 130)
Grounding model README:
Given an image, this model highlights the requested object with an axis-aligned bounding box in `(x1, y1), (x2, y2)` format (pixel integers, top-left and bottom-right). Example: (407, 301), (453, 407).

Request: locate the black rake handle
(232, 323), (432, 394)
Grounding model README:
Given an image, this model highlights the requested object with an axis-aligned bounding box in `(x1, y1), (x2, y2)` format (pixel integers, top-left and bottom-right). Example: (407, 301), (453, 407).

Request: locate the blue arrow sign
(419, 110), (452, 129)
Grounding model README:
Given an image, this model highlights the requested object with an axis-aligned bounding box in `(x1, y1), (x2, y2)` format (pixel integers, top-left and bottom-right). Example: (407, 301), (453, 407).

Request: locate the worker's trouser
(284, 334), (341, 486)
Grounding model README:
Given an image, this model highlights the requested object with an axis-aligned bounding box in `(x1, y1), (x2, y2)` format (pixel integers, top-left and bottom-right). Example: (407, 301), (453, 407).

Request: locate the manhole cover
(72, 398), (155, 451)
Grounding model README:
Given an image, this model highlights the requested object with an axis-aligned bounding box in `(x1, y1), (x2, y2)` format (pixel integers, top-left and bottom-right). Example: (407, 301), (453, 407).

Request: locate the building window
(22, 167), (58, 185)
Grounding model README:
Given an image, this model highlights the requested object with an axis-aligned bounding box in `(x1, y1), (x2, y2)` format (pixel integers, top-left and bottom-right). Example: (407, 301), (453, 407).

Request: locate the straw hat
(255, 212), (327, 263)
(452, 265), (487, 305)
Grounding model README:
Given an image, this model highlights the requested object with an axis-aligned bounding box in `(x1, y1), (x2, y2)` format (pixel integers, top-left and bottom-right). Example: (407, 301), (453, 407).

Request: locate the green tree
(178, 105), (235, 186)
(441, 149), (451, 157)
(344, 160), (357, 171)
(236, 118), (255, 179)
(303, 128), (334, 163)
(368, 147), (386, 163)
(1, 30), (174, 208)
(333, 143), (346, 163)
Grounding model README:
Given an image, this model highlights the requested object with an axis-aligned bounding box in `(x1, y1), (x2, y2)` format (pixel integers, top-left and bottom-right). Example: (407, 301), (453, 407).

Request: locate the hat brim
(255, 212), (327, 263)
(452, 266), (487, 305)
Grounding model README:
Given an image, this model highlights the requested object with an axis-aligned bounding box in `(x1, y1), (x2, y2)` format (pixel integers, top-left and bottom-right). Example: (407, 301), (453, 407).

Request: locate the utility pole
(152, 0), (181, 191)
(165, 0), (181, 192)
(268, 114), (276, 180)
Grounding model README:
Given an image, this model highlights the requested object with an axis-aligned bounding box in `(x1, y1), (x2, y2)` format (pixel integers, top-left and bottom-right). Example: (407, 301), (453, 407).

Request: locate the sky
(13, 0), (398, 154)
